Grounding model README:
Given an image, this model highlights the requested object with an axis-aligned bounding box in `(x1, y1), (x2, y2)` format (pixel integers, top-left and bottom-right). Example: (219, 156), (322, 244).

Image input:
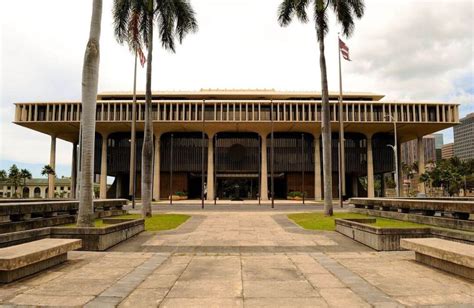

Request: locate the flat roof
(96, 89), (386, 101)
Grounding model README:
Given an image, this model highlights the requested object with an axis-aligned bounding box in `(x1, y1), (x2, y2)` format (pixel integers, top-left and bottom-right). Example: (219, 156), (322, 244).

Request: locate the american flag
(137, 48), (146, 67)
(339, 38), (351, 61)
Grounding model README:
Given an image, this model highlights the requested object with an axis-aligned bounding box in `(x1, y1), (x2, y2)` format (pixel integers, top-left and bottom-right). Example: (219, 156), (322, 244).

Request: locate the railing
(14, 100), (460, 124)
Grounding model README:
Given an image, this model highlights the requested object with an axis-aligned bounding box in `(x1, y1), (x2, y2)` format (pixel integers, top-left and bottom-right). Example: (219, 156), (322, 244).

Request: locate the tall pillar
(48, 135), (56, 198)
(116, 175), (122, 199)
(260, 134), (269, 201)
(71, 142), (78, 199)
(99, 133), (108, 199)
(366, 134), (375, 198)
(153, 134), (161, 201)
(207, 133), (215, 201)
(417, 136), (425, 193)
(314, 135), (322, 200)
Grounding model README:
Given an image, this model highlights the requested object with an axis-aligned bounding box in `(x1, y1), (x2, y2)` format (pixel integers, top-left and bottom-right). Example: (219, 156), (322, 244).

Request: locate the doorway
(217, 177), (258, 200)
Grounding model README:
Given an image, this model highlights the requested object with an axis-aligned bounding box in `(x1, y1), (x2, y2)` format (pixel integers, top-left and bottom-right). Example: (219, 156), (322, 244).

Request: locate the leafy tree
(277, 0), (365, 216)
(113, 0), (198, 217)
(0, 170), (7, 181)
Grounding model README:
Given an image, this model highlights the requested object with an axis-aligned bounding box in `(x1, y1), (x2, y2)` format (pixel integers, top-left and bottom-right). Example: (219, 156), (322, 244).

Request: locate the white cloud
(1, 0), (473, 171)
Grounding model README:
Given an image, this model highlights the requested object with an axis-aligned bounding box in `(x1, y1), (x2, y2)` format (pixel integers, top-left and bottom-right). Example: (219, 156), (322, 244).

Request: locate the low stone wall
(51, 219), (144, 251)
(0, 199), (128, 233)
(350, 198), (473, 219)
(335, 218), (431, 251)
(351, 207), (474, 232)
(0, 219), (144, 251)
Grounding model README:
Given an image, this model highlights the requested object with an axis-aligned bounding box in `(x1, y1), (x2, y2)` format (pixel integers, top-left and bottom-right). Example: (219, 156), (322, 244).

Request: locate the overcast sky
(1, 0), (473, 178)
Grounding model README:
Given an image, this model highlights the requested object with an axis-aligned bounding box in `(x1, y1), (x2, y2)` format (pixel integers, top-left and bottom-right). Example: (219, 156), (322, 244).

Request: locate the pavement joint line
(312, 253), (400, 306)
(84, 253), (170, 308)
(285, 253), (331, 307)
(157, 253), (195, 307)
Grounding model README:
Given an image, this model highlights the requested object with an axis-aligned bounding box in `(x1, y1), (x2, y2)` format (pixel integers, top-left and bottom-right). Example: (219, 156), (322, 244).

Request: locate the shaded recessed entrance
(215, 133), (259, 200)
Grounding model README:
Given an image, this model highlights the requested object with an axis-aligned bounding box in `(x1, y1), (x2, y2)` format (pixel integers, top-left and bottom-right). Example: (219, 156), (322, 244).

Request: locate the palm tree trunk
(141, 11), (154, 218)
(317, 14), (333, 216)
(77, 0), (102, 227)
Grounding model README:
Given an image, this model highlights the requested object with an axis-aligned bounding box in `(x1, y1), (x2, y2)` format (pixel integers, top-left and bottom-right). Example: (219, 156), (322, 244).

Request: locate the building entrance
(216, 176), (258, 200)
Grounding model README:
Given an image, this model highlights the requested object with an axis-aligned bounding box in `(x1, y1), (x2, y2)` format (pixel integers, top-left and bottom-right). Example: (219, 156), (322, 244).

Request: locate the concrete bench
(0, 238), (82, 283)
(400, 238), (473, 280)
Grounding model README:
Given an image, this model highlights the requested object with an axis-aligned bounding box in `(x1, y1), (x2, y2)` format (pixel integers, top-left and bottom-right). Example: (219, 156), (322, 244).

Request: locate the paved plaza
(0, 205), (472, 307)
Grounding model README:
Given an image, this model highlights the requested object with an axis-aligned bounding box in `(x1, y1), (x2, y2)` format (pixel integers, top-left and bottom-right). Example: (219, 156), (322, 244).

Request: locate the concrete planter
(287, 196), (303, 200)
(170, 195), (188, 201)
(335, 218), (431, 251)
(50, 219), (144, 251)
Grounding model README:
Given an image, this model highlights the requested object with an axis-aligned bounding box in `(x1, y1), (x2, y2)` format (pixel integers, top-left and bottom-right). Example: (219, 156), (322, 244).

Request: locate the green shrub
(287, 191), (303, 198)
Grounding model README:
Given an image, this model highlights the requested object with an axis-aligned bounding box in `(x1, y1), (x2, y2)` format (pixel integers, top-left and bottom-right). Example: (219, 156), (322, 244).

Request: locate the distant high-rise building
(442, 143), (454, 160)
(401, 135), (436, 166)
(432, 133), (444, 161)
(454, 113), (474, 161)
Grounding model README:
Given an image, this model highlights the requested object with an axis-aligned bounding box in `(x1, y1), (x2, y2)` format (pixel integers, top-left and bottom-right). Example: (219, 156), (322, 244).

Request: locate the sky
(0, 0), (473, 178)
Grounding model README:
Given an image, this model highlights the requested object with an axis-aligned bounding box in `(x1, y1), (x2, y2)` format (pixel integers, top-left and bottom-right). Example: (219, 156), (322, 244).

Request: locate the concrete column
(314, 135), (322, 200)
(99, 133), (109, 199)
(366, 134), (375, 198)
(417, 136), (425, 193)
(71, 142), (78, 199)
(48, 135), (56, 198)
(153, 134), (161, 200)
(116, 175), (122, 199)
(260, 134), (269, 201)
(207, 133), (215, 201)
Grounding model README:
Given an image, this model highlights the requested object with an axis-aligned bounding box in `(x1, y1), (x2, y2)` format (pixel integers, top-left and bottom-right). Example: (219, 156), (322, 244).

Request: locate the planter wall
(0, 219), (144, 251)
(51, 219), (144, 251)
(335, 218), (431, 251)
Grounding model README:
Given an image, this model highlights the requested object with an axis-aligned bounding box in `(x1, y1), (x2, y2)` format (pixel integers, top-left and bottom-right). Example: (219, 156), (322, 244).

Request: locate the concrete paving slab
(243, 280), (319, 298)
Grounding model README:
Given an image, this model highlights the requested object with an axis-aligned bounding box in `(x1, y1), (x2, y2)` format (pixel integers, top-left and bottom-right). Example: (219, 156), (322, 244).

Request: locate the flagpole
(129, 52), (138, 209)
(338, 34), (345, 208)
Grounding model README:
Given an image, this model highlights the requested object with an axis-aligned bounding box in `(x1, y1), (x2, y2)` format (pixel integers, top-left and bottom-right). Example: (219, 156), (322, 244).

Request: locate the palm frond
(278, 0), (297, 26)
(348, 0), (365, 18)
(113, 0), (131, 44)
(314, 1), (328, 41)
(295, 0), (310, 23)
(173, 0), (198, 43)
(156, 0), (177, 52)
(331, 0), (354, 37)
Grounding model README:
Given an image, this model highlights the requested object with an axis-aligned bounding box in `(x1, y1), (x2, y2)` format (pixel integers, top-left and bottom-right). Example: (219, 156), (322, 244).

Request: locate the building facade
(442, 143), (454, 159)
(432, 133), (444, 161)
(454, 113), (474, 161)
(13, 90), (459, 200)
(401, 135), (436, 166)
(0, 178), (72, 199)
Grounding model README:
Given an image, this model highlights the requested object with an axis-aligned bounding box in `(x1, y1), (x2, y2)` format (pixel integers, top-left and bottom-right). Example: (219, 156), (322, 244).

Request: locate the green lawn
(288, 212), (427, 231)
(61, 214), (190, 231)
(114, 214), (190, 231)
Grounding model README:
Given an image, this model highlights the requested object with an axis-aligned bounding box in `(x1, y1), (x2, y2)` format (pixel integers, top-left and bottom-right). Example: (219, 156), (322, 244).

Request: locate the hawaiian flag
(339, 38), (351, 61)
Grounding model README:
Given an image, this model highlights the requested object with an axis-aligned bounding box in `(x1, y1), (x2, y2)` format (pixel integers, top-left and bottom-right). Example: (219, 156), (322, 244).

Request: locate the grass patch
(60, 214), (190, 231)
(61, 220), (108, 228)
(113, 214), (190, 231)
(288, 212), (427, 231)
(368, 219), (427, 228)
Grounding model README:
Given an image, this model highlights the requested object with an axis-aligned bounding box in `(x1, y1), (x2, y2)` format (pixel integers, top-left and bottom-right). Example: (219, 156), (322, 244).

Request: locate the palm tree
(113, 0), (198, 217)
(19, 169), (32, 195)
(278, 0), (365, 216)
(41, 165), (56, 177)
(77, 0), (103, 227)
